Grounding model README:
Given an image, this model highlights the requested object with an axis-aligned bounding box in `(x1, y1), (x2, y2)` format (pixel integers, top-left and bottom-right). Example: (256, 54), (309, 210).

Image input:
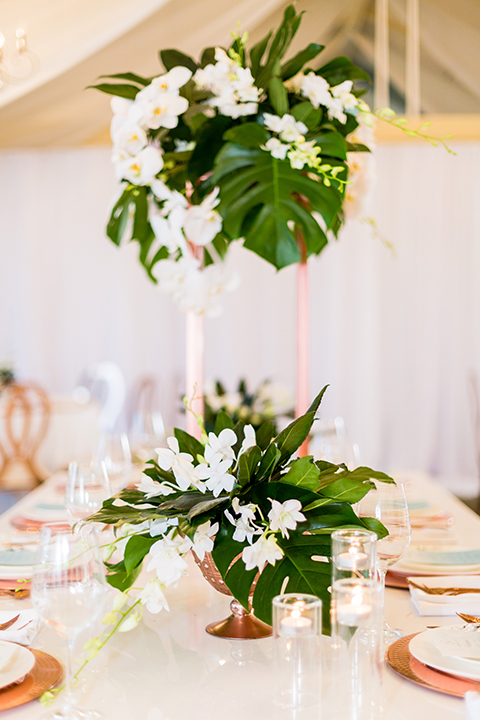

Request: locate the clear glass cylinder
(272, 593), (322, 709)
(330, 578), (383, 720)
(331, 529), (377, 584)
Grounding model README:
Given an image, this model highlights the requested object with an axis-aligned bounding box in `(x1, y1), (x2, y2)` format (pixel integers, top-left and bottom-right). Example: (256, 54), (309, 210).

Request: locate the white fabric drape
(1, 143), (480, 491)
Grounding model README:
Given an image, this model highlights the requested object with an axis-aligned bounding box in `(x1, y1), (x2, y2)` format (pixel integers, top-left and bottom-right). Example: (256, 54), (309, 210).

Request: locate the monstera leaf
(212, 142), (344, 270)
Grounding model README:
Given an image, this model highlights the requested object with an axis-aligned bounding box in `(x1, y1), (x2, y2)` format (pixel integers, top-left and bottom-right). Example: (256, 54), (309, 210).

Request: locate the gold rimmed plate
(0, 649), (62, 711)
(387, 633), (480, 697)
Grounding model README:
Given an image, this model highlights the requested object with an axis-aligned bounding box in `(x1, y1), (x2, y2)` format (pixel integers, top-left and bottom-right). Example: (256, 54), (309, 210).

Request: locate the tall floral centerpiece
(92, 5), (373, 441)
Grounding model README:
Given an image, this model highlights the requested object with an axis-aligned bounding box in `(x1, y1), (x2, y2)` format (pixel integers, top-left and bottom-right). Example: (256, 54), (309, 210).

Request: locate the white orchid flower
(192, 520), (219, 561)
(331, 80), (358, 111)
(139, 578), (169, 614)
(268, 499), (306, 539)
(149, 516), (178, 537)
(173, 458), (209, 493)
(204, 458), (236, 497)
(116, 145), (163, 185)
(242, 534), (284, 571)
(112, 120), (147, 156)
(204, 427), (237, 467)
(183, 188), (223, 247)
(240, 425), (257, 454)
(151, 66), (192, 92)
(278, 114), (307, 143)
(136, 474), (175, 499)
(262, 137), (289, 160)
(156, 436), (193, 471)
(300, 72), (332, 109)
(147, 532), (192, 586)
(155, 256), (199, 297)
(326, 97), (347, 124)
(137, 90), (189, 130)
(193, 50), (259, 118)
(233, 67), (260, 103)
(225, 498), (261, 543)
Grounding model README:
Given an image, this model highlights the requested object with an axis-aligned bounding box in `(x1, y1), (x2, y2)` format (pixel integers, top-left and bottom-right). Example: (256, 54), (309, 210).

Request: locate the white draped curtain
(1, 142), (480, 492)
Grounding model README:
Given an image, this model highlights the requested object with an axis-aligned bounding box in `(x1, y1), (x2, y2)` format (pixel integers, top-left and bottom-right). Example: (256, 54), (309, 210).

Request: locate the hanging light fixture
(0, 28), (38, 89)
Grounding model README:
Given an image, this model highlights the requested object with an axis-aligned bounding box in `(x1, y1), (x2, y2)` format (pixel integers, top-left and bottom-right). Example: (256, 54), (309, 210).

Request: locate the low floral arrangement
(87, 387), (392, 631)
(0, 365), (15, 393)
(202, 378), (294, 433)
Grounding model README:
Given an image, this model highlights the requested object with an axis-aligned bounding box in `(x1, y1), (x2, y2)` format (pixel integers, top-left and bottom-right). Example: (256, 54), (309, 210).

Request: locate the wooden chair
(0, 383), (51, 488)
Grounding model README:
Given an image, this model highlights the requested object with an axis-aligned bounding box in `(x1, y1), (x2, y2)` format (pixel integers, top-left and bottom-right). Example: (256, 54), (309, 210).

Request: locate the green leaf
(281, 457), (320, 490)
(249, 32), (272, 78)
(211, 523), (248, 577)
(200, 47), (216, 68)
(281, 43), (325, 80)
(361, 516), (389, 539)
(156, 491), (212, 513)
(307, 386), (329, 415)
(255, 420), (276, 450)
(124, 534), (157, 575)
(291, 102), (322, 131)
(107, 563), (142, 592)
(268, 76), (289, 116)
(107, 188), (131, 246)
(88, 83), (140, 100)
(223, 123), (270, 148)
(99, 72), (151, 86)
(214, 411), (235, 435)
(237, 445), (262, 487)
(319, 477), (375, 504)
(317, 57), (370, 85)
(256, 443), (281, 481)
(159, 49), (197, 73)
(173, 428), (205, 459)
(314, 131), (347, 160)
(274, 413), (315, 464)
(224, 557), (258, 611)
(187, 497), (229, 520)
(189, 115), (233, 184)
(252, 534), (332, 629)
(213, 145), (339, 269)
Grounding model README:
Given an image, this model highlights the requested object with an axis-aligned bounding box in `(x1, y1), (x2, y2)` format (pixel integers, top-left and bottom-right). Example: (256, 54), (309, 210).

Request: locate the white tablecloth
(0, 474), (476, 719)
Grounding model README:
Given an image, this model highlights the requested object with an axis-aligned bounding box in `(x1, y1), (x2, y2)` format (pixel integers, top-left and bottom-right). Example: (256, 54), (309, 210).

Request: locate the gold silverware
(0, 614), (20, 631)
(408, 580), (480, 595)
(456, 612), (480, 623)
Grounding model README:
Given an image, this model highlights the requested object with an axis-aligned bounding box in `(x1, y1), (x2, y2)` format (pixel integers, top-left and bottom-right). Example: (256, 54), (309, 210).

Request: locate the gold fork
(457, 612), (480, 623)
(408, 580), (480, 595)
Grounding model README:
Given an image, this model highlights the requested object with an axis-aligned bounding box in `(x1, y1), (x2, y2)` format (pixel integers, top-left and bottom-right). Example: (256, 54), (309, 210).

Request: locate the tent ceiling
(0, 0), (478, 148)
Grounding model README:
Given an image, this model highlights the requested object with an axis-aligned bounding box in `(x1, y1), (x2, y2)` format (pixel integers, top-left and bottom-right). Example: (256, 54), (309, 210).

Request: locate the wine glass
(130, 408), (165, 461)
(96, 433), (132, 492)
(65, 461), (111, 524)
(31, 524), (107, 720)
(356, 482), (411, 644)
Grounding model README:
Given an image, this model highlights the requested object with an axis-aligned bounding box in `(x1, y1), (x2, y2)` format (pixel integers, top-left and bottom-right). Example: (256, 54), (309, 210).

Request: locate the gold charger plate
(387, 633), (480, 697)
(0, 649), (63, 711)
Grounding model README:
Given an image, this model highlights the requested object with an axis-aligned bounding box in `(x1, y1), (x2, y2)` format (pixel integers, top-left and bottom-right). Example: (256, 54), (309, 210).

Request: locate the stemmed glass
(31, 525), (107, 720)
(96, 433), (132, 493)
(65, 461), (111, 524)
(357, 482), (411, 645)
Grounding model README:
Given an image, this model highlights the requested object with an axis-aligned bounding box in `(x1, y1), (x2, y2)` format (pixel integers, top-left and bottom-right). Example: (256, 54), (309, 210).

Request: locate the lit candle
(279, 613), (313, 637)
(336, 546), (370, 571)
(337, 592), (372, 626)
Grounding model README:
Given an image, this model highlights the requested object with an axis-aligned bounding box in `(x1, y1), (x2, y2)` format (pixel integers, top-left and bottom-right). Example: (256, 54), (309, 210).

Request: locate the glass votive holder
(331, 578), (383, 720)
(272, 593), (322, 710)
(331, 529), (377, 584)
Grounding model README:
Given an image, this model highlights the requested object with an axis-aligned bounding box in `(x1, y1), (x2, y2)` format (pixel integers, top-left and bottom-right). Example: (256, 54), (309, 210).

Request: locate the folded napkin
(0, 610), (40, 646)
(465, 691), (480, 720)
(409, 576), (480, 617)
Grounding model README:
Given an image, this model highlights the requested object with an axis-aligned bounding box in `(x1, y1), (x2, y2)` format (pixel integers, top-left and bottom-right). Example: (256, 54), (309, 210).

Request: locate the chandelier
(0, 29), (38, 89)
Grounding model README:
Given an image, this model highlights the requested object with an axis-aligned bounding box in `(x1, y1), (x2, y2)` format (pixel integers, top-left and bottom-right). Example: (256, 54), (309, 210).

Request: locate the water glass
(31, 525), (107, 720)
(272, 593), (322, 709)
(65, 461), (111, 524)
(331, 578), (383, 720)
(96, 433), (132, 492)
(331, 529), (377, 584)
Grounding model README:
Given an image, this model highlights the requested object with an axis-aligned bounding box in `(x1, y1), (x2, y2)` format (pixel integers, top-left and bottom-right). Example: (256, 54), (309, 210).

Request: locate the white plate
(21, 505), (68, 522)
(0, 565), (33, 580)
(410, 627), (480, 682)
(0, 641), (35, 690)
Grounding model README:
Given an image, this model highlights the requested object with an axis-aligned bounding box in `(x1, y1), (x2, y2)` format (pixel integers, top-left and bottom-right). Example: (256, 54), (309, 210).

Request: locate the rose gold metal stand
(206, 598), (272, 639)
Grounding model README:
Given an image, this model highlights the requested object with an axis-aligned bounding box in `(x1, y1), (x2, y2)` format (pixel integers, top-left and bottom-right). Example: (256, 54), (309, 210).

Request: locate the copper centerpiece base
(206, 598), (272, 639)
(192, 551), (272, 640)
